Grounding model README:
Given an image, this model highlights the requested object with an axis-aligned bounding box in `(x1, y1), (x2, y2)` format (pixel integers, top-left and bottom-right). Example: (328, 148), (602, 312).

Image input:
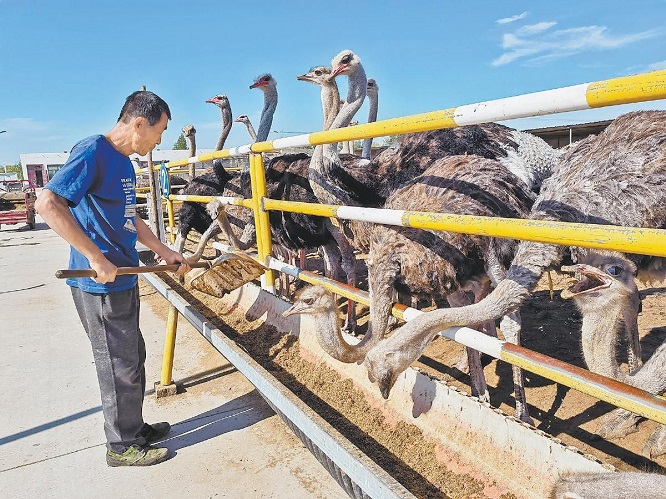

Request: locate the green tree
(382, 135), (400, 147)
(173, 133), (187, 150)
(1, 163), (23, 179)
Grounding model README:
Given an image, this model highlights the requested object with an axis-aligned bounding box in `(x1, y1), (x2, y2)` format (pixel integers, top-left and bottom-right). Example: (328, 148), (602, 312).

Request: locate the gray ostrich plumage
(366, 155), (535, 421)
(363, 110), (666, 405)
(485, 110), (666, 320)
(361, 79), (379, 160)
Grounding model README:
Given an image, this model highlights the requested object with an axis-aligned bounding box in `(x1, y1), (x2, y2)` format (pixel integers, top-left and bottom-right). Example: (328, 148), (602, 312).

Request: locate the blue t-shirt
(45, 135), (139, 293)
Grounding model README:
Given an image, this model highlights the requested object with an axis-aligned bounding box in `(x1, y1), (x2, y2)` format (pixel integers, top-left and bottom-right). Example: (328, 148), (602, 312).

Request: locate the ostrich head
(205, 94), (229, 109)
(296, 66), (333, 85)
(235, 114), (250, 125)
(331, 49), (362, 78)
(182, 124), (196, 137)
(250, 73), (277, 92)
(561, 250), (638, 313)
(282, 286), (336, 318)
(366, 78), (378, 98)
(364, 348), (404, 400)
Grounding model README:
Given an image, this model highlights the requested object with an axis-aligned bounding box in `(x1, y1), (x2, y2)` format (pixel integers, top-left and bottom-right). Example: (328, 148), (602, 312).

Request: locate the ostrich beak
(250, 81), (267, 89)
(205, 98), (216, 103)
(377, 374), (395, 400)
(560, 264), (612, 299)
(282, 302), (308, 318)
(331, 63), (349, 78)
(296, 74), (312, 82)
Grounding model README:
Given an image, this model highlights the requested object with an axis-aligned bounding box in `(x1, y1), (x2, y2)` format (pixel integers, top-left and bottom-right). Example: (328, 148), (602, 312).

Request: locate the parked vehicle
(0, 179), (36, 229)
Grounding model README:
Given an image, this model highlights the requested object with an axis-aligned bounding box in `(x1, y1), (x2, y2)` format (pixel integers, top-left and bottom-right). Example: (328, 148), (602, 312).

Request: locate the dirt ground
(143, 240), (666, 498)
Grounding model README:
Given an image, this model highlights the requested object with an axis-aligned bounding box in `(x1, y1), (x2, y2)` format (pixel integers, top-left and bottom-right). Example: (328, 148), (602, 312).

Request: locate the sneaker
(139, 422), (171, 443)
(106, 444), (169, 467)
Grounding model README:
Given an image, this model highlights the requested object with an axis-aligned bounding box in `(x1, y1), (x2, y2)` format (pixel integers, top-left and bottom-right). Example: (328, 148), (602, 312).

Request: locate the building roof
(524, 119), (613, 138)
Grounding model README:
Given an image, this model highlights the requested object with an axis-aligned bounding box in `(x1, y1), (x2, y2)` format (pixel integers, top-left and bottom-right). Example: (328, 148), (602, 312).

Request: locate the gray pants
(71, 285), (147, 453)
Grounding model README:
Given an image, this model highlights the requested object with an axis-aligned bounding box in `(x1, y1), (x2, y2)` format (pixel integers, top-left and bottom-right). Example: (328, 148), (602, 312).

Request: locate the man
(36, 90), (190, 466)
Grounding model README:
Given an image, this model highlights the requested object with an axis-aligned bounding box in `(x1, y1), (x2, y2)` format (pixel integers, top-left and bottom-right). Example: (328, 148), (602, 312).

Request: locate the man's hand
(89, 256), (118, 283)
(157, 248), (192, 277)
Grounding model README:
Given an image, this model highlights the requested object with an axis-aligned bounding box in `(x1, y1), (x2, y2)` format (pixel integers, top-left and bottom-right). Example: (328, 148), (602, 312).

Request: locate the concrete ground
(0, 215), (346, 499)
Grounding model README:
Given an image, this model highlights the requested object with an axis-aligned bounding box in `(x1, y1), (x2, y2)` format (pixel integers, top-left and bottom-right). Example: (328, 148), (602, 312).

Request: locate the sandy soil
(142, 238), (666, 498)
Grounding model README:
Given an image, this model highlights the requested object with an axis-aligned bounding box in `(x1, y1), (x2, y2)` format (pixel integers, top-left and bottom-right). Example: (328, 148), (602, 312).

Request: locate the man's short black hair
(118, 90), (171, 125)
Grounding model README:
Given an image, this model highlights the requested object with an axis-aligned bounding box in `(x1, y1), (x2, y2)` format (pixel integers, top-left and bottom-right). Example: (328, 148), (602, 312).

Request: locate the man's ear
(132, 116), (146, 131)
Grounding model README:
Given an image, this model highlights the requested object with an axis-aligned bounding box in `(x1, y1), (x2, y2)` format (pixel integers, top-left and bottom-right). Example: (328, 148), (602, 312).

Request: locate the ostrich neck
(187, 136), (196, 157)
(321, 83), (341, 131)
(579, 308), (624, 381)
(448, 241), (562, 324)
(361, 91), (378, 159)
(244, 121), (257, 142)
(312, 310), (377, 363)
(330, 65), (366, 130)
(256, 87), (278, 143)
(216, 108), (233, 151)
(369, 256), (401, 347)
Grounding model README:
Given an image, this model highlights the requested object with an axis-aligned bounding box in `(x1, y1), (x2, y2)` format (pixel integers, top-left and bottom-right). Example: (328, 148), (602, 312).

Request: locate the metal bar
(500, 345), (666, 424)
(169, 194), (253, 209)
(250, 154), (275, 292)
(263, 199), (666, 258)
(141, 272), (414, 499)
(160, 304), (178, 387)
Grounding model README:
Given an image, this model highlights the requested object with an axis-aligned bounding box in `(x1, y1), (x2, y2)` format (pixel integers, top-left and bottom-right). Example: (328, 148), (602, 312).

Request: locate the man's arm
(35, 189), (118, 283)
(135, 216), (190, 276)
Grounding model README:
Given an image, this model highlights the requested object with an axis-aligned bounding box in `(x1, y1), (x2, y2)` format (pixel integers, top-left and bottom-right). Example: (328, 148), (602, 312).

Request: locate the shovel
(55, 250), (267, 297)
(187, 250), (268, 297)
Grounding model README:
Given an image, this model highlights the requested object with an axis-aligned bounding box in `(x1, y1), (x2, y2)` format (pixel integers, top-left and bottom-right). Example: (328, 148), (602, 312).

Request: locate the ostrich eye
(304, 298), (314, 305)
(341, 54), (351, 64)
(607, 265), (623, 276)
(314, 70), (322, 76)
(262, 76), (270, 81)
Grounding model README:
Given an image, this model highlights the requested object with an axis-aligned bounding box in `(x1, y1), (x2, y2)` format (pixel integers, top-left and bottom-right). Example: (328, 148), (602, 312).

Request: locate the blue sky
(1, 1), (665, 165)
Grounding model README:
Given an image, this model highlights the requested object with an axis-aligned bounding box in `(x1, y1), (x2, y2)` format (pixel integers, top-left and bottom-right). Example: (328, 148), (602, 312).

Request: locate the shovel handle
(55, 262), (210, 279)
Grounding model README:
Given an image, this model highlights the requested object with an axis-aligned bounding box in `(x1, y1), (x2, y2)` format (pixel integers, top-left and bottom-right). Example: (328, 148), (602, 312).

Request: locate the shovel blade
(188, 251), (266, 297)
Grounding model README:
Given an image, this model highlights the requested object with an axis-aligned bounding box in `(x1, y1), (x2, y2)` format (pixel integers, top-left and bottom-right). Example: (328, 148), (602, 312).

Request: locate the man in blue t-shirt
(36, 90), (190, 467)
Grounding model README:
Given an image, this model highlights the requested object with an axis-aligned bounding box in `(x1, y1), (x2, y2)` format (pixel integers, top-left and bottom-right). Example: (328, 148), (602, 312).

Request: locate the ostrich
(363, 110), (666, 403)
(561, 249), (666, 459)
(182, 124), (197, 179)
(361, 78), (378, 161)
(172, 94), (233, 255)
(234, 114), (257, 141)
